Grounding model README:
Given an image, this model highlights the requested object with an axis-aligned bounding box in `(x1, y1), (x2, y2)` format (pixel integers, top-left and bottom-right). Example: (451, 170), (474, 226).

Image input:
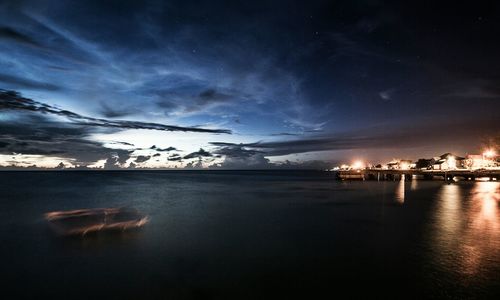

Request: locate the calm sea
(0, 171), (498, 299)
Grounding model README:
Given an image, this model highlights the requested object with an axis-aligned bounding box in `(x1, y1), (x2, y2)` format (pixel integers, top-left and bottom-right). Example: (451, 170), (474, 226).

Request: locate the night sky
(0, 0), (499, 169)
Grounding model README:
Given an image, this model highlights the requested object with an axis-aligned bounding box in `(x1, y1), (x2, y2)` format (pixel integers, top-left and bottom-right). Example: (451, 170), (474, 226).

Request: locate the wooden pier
(337, 169), (500, 181)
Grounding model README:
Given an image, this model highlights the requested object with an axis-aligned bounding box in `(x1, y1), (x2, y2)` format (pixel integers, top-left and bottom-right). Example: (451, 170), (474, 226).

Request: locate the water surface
(0, 171), (498, 299)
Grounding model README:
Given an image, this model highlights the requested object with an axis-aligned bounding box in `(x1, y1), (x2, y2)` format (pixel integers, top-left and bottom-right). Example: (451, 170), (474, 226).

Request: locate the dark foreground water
(0, 171), (499, 299)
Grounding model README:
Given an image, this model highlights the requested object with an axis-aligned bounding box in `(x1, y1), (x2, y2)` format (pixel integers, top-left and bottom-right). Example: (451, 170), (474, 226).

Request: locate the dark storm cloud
(183, 148), (212, 159)
(0, 74), (60, 91)
(0, 112), (133, 165)
(0, 90), (231, 134)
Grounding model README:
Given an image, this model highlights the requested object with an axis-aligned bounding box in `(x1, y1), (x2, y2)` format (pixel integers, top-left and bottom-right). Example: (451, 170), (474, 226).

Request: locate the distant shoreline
(0, 169), (332, 172)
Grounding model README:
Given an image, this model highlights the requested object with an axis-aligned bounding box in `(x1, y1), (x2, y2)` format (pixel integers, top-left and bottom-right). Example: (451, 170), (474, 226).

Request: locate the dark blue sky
(0, 0), (499, 169)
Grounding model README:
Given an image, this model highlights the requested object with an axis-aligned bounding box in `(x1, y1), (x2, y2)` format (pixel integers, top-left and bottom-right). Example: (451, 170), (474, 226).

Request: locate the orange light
(352, 160), (364, 170)
(483, 149), (496, 158)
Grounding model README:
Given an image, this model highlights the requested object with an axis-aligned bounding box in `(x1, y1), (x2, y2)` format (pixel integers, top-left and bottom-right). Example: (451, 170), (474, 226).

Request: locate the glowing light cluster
(352, 160), (364, 170)
(483, 149), (496, 158)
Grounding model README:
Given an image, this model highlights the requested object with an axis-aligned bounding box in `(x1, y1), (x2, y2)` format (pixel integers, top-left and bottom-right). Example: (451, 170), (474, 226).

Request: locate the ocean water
(0, 171), (498, 299)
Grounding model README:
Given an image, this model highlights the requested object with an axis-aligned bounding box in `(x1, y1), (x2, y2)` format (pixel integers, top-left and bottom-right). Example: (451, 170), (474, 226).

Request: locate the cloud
(212, 143), (263, 158)
(103, 150), (133, 169)
(150, 145), (177, 151)
(153, 86), (235, 115)
(99, 103), (136, 118)
(0, 90), (231, 134)
(0, 26), (41, 47)
(184, 158), (204, 169)
(211, 153), (271, 169)
(198, 89), (219, 99)
(110, 141), (135, 146)
(1, 1), (497, 169)
(134, 155), (151, 163)
(167, 156), (182, 161)
(209, 143), (271, 169)
(0, 3), (325, 137)
(0, 74), (60, 91)
(209, 142), (332, 169)
(270, 132), (300, 136)
(179, 87), (234, 113)
(379, 88), (396, 101)
(167, 153), (182, 161)
(183, 148), (212, 159)
(210, 136), (390, 157)
(211, 118), (500, 157)
(196, 88), (232, 105)
(0, 99), (137, 167)
(0, 112), (133, 165)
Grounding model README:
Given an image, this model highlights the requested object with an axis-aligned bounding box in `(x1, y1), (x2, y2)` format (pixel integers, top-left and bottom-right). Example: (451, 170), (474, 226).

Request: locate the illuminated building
(432, 153), (465, 170)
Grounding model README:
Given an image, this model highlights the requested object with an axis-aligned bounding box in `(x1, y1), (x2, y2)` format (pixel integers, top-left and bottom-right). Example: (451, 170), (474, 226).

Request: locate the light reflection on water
(395, 175), (405, 204)
(432, 182), (499, 281)
(410, 176), (418, 190)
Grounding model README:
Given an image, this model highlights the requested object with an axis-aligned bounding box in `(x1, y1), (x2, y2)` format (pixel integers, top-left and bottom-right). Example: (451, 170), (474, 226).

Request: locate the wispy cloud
(0, 73), (60, 91)
(0, 90), (231, 134)
(211, 118), (500, 157)
(0, 26), (42, 48)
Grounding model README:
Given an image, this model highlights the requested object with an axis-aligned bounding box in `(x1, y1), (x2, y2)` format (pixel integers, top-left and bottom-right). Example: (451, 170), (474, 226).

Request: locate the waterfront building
(432, 153), (465, 170)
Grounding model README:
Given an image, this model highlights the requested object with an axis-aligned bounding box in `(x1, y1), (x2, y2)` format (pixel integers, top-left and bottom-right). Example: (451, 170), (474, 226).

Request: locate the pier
(337, 169), (500, 181)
